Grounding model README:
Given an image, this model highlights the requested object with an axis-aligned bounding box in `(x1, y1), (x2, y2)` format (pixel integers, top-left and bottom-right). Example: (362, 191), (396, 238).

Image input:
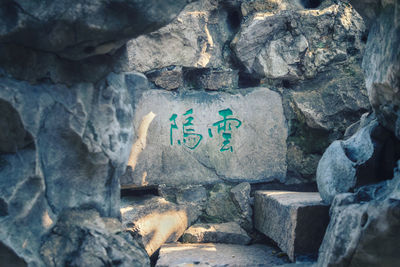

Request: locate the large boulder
(118, 0), (234, 73)
(231, 2), (365, 81)
(362, 2), (400, 140)
(317, 161), (400, 266)
(40, 209), (149, 267)
(317, 116), (400, 204)
(121, 87), (287, 187)
(0, 0), (191, 60)
(0, 72), (136, 265)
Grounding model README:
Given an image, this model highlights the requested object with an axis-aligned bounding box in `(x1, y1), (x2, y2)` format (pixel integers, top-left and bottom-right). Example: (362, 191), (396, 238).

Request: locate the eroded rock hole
(301, 0), (322, 9)
(227, 9), (242, 31)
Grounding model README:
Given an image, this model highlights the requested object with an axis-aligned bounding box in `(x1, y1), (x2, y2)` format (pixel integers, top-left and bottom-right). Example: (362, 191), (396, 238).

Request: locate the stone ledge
(254, 191), (330, 261)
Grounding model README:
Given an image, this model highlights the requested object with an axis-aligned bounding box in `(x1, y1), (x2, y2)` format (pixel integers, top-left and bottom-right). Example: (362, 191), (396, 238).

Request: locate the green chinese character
(209, 108), (242, 152)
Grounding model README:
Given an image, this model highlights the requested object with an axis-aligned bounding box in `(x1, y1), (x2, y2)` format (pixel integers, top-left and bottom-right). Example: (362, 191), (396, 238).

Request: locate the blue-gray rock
(231, 2), (365, 80)
(0, 0), (191, 60)
(40, 209), (149, 267)
(0, 72), (136, 265)
(317, 161), (400, 266)
(121, 87), (287, 187)
(181, 222), (251, 244)
(317, 117), (400, 204)
(362, 2), (400, 140)
(254, 191), (329, 262)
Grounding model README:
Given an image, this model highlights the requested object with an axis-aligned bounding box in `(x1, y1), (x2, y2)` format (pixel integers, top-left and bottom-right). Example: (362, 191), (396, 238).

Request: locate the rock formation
(1, 0), (398, 266)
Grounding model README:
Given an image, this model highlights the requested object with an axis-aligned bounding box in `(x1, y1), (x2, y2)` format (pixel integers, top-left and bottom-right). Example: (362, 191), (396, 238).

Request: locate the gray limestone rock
(147, 66), (184, 90)
(0, 72), (135, 265)
(0, 0), (190, 60)
(232, 2), (365, 81)
(156, 243), (290, 267)
(203, 183), (252, 231)
(289, 67), (370, 132)
(181, 222), (251, 244)
(121, 195), (199, 256)
(254, 191), (330, 262)
(362, 2), (400, 140)
(317, 118), (400, 204)
(196, 68), (239, 90)
(118, 0), (234, 73)
(121, 87), (287, 187)
(40, 209), (149, 267)
(317, 162), (400, 266)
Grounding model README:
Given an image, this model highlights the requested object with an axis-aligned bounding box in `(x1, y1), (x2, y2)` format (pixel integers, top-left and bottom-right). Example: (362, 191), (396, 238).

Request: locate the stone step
(254, 191), (330, 262)
(181, 222), (251, 245)
(156, 242), (289, 267)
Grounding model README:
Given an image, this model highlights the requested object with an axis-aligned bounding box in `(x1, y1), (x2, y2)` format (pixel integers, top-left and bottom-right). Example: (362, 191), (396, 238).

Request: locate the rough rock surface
(119, 0), (234, 73)
(254, 191), (330, 261)
(317, 161), (400, 266)
(289, 67), (370, 132)
(0, 0), (190, 60)
(232, 2), (365, 81)
(317, 117), (400, 204)
(362, 2), (400, 140)
(182, 222), (251, 244)
(121, 195), (199, 256)
(156, 243), (289, 267)
(121, 87), (287, 187)
(0, 72), (138, 265)
(40, 209), (149, 267)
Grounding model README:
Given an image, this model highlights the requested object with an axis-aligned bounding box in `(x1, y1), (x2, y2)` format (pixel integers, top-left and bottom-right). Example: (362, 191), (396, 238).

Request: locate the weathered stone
(40, 209), (149, 267)
(0, 0), (190, 60)
(197, 68), (239, 90)
(362, 2), (400, 140)
(182, 222), (251, 244)
(254, 191), (330, 261)
(158, 184), (208, 207)
(156, 243), (290, 267)
(121, 87), (287, 187)
(317, 162), (400, 266)
(121, 195), (199, 256)
(240, 0), (304, 17)
(229, 182), (253, 230)
(232, 2), (365, 81)
(0, 72), (136, 265)
(147, 66), (183, 90)
(289, 66), (370, 132)
(118, 0), (234, 73)
(349, 0), (383, 29)
(317, 118), (400, 204)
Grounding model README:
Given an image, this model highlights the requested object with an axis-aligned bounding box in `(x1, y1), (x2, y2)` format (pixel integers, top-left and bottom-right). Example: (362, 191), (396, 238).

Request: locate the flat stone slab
(254, 191), (330, 261)
(121, 87), (287, 187)
(156, 243), (289, 267)
(120, 195), (197, 256)
(181, 222), (251, 245)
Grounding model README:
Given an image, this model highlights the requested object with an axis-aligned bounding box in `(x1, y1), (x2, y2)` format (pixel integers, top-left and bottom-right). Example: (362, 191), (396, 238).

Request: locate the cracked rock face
(0, 0), (190, 60)
(121, 87), (287, 187)
(0, 72), (136, 265)
(232, 2), (365, 81)
(117, 0), (234, 73)
(317, 162), (400, 266)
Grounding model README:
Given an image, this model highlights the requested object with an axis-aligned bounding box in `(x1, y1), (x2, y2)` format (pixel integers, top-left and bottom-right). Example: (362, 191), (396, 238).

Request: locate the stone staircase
(121, 190), (330, 267)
